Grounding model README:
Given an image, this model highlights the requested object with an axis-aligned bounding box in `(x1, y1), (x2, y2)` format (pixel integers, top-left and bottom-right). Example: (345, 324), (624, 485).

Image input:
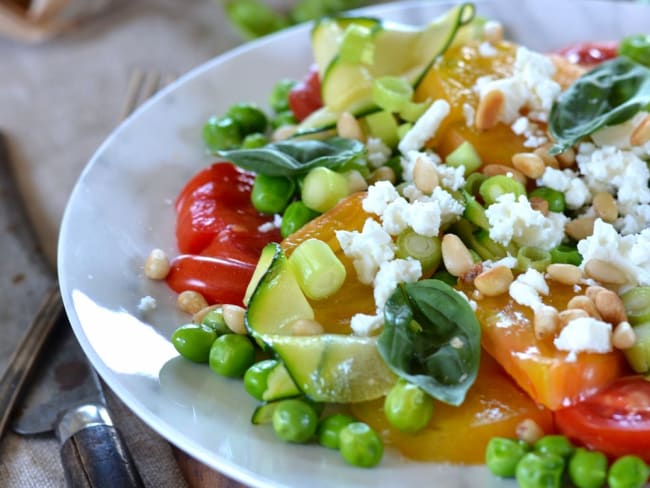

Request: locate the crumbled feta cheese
(554, 317), (612, 359)
(398, 100), (450, 154)
(591, 111), (648, 149)
(616, 203), (650, 235)
(511, 116), (530, 135)
(483, 255), (518, 270)
(373, 258), (422, 310)
(362, 180), (400, 215)
(485, 193), (568, 250)
(366, 137), (392, 169)
(138, 296), (157, 312)
(350, 313), (384, 336)
(462, 103), (475, 127)
(508, 269), (549, 312)
(401, 152), (465, 190)
(478, 41), (497, 57)
(577, 219), (650, 287)
(336, 219), (395, 284)
(381, 197), (410, 235)
(408, 200), (442, 237)
(518, 268), (549, 295)
(401, 150), (441, 183)
(537, 167), (591, 209)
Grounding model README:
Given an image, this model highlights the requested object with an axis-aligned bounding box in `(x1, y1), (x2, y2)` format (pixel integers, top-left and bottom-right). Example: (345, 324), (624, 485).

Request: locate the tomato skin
(288, 65), (323, 122)
(555, 41), (618, 66)
(555, 376), (650, 462)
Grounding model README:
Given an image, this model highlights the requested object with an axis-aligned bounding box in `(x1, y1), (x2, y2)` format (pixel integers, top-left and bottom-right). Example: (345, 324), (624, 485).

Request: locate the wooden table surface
(174, 449), (247, 488)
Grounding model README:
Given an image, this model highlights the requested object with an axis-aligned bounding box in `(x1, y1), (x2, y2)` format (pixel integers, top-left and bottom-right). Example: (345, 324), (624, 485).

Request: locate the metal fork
(120, 70), (176, 120)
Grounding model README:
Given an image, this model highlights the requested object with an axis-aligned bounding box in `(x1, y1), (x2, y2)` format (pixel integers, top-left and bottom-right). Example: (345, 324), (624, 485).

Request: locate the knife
(0, 132), (144, 487)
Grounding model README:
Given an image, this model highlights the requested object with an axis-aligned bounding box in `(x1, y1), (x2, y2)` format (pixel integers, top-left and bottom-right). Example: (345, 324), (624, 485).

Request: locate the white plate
(58, 1), (650, 486)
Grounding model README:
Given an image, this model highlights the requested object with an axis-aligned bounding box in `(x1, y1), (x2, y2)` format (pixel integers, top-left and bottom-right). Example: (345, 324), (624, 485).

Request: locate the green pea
(568, 448), (607, 488)
(383, 380), (434, 434)
(208, 334), (255, 378)
(317, 413), (356, 450)
(269, 79), (296, 113)
(529, 187), (566, 213)
(619, 34), (650, 67)
(243, 359), (278, 401)
(607, 455), (650, 488)
(272, 110), (297, 129)
(534, 435), (574, 459)
(251, 174), (296, 214)
(515, 451), (565, 488)
(202, 116), (242, 151)
(171, 324), (216, 363)
(226, 102), (268, 135)
(272, 399), (318, 443)
(485, 437), (530, 478)
(281, 201), (319, 238)
(550, 244), (583, 266)
(242, 132), (268, 149)
(339, 422), (383, 468)
(200, 307), (230, 335)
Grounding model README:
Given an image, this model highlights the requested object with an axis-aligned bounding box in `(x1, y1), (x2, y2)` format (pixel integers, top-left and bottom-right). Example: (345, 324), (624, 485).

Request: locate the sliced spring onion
(372, 76), (414, 114)
(462, 190), (489, 230)
(479, 175), (526, 206)
(364, 110), (400, 148)
(516, 246), (552, 273)
(301, 166), (349, 213)
(464, 172), (487, 197)
(529, 187), (566, 213)
(395, 229), (442, 276)
(624, 321), (650, 373)
(445, 141), (483, 175)
(288, 238), (347, 300)
(621, 287), (650, 326)
(339, 24), (375, 65)
(550, 244), (582, 266)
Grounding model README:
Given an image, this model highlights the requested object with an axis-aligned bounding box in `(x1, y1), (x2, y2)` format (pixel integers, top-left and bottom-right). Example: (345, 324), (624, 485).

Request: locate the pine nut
(565, 217), (595, 241)
(192, 304), (221, 324)
(529, 196), (549, 216)
(534, 306), (559, 339)
(222, 304), (247, 334)
(593, 289), (628, 325)
(512, 152), (545, 179)
(584, 259), (628, 285)
(483, 20), (503, 44)
(612, 321), (636, 350)
(346, 170), (368, 193)
(630, 114), (650, 146)
(585, 285), (606, 301)
(592, 192), (618, 223)
(368, 166), (396, 184)
(473, 266), (514, 296)
(475, 89), (504, 130)
(534, 144), (560, 169)
(290, 319), (324, 336)
(546, 263), (583, 286)
(413, 156), (439, 194)
(144, 248), (170, 280)
(177, 290), (209, 315)
(337, 112), (364, 141)
(460, 262), (484, 284)
(441, 234), (474, 277)
(567, 295), (601, 320)
(516, 418), (544, 444)
(272, 124), (297, 141)
(559, 308), (589, 328)
(482, 164), (527, 186)
(556, 147), (576, 168)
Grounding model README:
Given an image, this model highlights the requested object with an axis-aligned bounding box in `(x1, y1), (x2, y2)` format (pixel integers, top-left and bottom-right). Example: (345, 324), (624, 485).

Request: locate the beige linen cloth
(0, 0), (245, 485)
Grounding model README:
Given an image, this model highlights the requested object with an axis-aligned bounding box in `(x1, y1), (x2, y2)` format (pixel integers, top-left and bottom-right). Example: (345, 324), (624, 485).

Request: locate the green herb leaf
(218, 137), (366, 177)
(377, 279), (481, 406)
(549, 57), (650, 154)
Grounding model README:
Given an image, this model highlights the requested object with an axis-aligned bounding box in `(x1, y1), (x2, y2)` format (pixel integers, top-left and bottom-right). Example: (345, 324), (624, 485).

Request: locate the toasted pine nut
(177, 290), (209, 315)
(546, 263), (583, 286)
(192, 304), (221, 324)
(534, 144), (560, 169)
(585, 285), (607, 302)
(441, 234), (474, 277)
(481, 164), (527, 186)
(630, 114), (650, 146)
(475, 89), (504, 130)
(337, 112), (364, 141)
(483, 20), (503, 44)
(516, 418), (545, 444)
(534, 306), (559, 339)
(512, 152), (545, 179)
(144, 248), (170, 280)
(593, 289), (628, 325)
(346, 170), (368, 193)
(556, 147), (576, 168)
(612, 321), (636, 350)
(368, 166), (396, 184)
(272, 124), (297, 141)
(559, 308), (589, 328)
(565, 217), (595, 241)
(584, 259), (628, 285)
(529, 196), (549, 216)
(592, 192), (618, 223)
(413, 157), (440, 194)
(567, 295), (601, 320)
(222, 304), (247, 334)
(460, 262), (484, 284)
(290, 319), (324, 336)
(474, 266), (514, 297)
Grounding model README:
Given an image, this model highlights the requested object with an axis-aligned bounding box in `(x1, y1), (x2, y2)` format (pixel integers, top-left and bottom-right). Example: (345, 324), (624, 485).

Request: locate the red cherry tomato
(288, 64), (323, 122)
(555, 376), (650, 462)
(555, 41), (618, 66)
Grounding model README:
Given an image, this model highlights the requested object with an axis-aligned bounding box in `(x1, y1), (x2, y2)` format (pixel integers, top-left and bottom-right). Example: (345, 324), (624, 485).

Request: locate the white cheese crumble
(483, 255), (518, 270)
(616, 203), (650, 235)
(478, 41), (498, 57)
(401, 151), (466, 190)
(362, 180), (400, 215)
(373, 258), (422, 310)
(398, 100), (450, 154)
(537, 167), (591, 210)
(350, 313), (384, 336)
(508, 269), (549, 313)
(366, 137), (392, 169)
(462, 103), (475, 128)
(138, 295), (157, 312)
(554, 317), (612, 362)
(511, 116), (547, 148)
(258, 214), (283, 232)
(485, 193), (568, 250)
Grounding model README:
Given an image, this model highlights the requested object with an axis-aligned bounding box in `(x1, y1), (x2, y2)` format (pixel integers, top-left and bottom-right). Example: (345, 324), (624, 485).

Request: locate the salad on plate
(144, 3), (650, 487)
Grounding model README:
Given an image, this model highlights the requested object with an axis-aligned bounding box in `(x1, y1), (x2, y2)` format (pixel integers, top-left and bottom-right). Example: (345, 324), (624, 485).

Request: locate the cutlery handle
(0, 286), (62, 439)
(58, 404), (144, 488)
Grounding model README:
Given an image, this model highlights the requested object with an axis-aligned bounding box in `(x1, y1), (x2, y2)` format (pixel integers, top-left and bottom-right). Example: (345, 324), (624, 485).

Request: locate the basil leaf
(378, 279), (481, 406)
(549, 57), (650, 154)
(218, 137), (366, 177)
